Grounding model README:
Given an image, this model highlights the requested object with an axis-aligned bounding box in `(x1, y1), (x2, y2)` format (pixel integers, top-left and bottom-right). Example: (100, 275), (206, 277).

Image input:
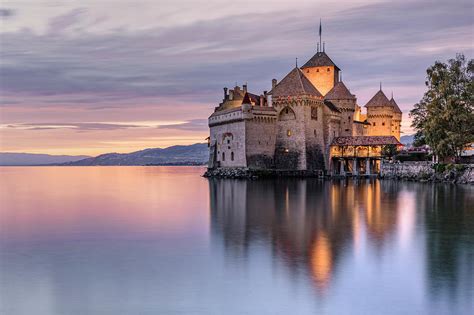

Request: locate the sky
(0, 0), (473, 156)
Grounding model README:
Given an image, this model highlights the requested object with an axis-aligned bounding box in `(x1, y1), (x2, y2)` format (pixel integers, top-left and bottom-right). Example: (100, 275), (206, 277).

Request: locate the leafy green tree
(382, 144), (398, 159)
(410, 54), (474, 161)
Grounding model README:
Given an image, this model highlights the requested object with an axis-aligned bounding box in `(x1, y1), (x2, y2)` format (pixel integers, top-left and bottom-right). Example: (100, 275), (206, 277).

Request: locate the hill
(0, 153), (91, 166)
(63, 143), (209, 166)
(400, 135), (415, 146)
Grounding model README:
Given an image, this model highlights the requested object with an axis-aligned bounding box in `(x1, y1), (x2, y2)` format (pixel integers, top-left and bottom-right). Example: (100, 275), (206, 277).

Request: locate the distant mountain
(64, 143), (209, 166)
(0, 153), (91, 166)
(400, 135), (415, 146)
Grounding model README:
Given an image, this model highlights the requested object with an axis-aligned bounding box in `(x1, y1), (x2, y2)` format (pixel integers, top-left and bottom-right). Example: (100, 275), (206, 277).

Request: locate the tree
(382, 144), (398, 159)
(410, 54), (474, 161)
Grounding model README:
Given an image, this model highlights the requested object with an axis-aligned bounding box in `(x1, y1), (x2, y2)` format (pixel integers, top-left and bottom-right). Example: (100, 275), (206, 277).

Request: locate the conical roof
(365, 90), (391, 107)
(301, 51), (340, 70)
(271, 67), (323, 98)
(390, 97), (402, 113)
(325, 81), (355, 100)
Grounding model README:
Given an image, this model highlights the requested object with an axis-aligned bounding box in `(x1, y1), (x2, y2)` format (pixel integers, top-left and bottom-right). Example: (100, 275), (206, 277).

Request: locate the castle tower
(389, 96), (402, 140)
(270, 67), (326, 170)
(300, 51), (340, 96)
(365, 88), (394, 136)
(324, 81), (357, 136)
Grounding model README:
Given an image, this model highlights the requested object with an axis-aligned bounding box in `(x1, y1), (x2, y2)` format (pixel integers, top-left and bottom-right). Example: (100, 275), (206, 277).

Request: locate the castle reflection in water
(208, 179), (474, 295)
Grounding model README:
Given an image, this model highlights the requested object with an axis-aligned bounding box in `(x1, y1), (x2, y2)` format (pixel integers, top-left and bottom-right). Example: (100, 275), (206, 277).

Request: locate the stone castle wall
(380, 161), (474, 184)
(210, 120), (247, 168)
(367, 106), (393, 136)
(245, 118), (276, 169)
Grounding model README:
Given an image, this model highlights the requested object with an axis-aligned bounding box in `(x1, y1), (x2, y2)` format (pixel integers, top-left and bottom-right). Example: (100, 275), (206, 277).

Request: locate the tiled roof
(301, 51), (340, 70)
(271, 67), (323, 98)
(324, 100), (341, 113)
(325, 81), (356, 100)
(330, 136), (402, 146)
(364, 90), (391, 107)
(242, 92), (251, 104)
(390, 98), (402, 113)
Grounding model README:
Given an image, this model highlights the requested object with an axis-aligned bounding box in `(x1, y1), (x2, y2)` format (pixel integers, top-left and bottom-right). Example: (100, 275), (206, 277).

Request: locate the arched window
(222, 152), (225, 161)
(287, 130), (292, 137)
(231, 152), (234, 161)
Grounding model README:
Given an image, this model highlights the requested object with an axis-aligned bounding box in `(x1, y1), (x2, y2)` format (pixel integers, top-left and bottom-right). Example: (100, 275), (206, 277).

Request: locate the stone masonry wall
(246, 118), (276, 169)
(380, 161), (474, 184)
(210, 120), (247, 168)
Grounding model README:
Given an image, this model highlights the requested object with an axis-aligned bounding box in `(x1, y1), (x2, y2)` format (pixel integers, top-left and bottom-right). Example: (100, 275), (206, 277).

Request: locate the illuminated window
(287, 130), (292, 137)
(284, 148), (289, 153)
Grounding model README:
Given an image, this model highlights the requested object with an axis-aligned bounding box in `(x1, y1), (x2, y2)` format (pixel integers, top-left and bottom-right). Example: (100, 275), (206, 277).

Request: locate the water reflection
(209, 178), (474, 306)
(0, 167), (472, 314)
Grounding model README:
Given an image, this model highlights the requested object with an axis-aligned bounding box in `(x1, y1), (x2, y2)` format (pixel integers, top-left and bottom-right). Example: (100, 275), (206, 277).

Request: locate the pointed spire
(296, 57), (298, 67)
(319, 18), (322, 52)
(380, 82), (382, 91)
(391, 91), (393, 99)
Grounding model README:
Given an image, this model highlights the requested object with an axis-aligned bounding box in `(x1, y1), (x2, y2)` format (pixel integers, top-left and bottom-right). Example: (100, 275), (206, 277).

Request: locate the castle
(208, 41), (402, 175)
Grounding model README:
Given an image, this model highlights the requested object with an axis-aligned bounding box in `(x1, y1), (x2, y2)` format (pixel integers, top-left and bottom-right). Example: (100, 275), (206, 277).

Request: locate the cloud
(0, 8), (15, 18)
(3, 122), (143, 131)
(158, 119), (208, 131)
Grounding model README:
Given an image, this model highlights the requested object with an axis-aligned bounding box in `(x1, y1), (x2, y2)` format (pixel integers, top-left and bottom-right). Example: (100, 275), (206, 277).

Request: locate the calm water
(0, 167), (473, 315)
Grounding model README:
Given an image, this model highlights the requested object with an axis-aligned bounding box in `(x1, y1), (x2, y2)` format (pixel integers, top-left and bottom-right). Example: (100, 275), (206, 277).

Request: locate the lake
(0, 166), (473, 315)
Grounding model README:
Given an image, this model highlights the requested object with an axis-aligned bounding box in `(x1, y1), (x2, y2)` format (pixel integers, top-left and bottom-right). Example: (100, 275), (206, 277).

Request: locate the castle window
(231, 152), (234, 161)
(314, 130), (317, 136)
(327, 68), (330, 72)
(373, 122), (376, 126)
(316, 69), (319, 72)
(222, 152), (225, 161)
(382, 122), (385, 126)
(227, 139), (230, 144)
(285, 108), (289, 114)
(306, 70), (309, 73)
(287, 130), (292, 137)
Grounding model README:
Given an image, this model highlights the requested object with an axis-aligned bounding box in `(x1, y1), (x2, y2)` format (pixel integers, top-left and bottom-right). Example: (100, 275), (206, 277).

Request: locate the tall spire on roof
(319, 19), (322, 53)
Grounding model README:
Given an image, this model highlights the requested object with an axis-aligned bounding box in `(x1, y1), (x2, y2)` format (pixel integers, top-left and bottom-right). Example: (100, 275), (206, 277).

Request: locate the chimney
(223, 87), (228, 100)
(243, 84), (247, 93)
(272, 79), (277, 89)
(259, 95), (264, 106)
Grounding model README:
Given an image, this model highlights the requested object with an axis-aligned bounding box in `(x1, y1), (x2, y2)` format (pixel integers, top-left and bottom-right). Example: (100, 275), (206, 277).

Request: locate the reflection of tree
(208, 178), (401, 293)
(423, 184), (474, 299)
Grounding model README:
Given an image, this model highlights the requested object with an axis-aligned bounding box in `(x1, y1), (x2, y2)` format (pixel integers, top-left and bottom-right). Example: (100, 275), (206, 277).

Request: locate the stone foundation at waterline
(380, 162), (474, 184)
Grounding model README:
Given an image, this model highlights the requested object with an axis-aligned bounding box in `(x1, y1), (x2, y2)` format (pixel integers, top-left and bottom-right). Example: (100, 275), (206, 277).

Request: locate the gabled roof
(301, 51), (340, 70)
(330, 136), (402, 146)
(364, 90), (391, 107)
(390, 98), (402, 113)
(271, 67), (323, 98)
(325, 81), (356, 100)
